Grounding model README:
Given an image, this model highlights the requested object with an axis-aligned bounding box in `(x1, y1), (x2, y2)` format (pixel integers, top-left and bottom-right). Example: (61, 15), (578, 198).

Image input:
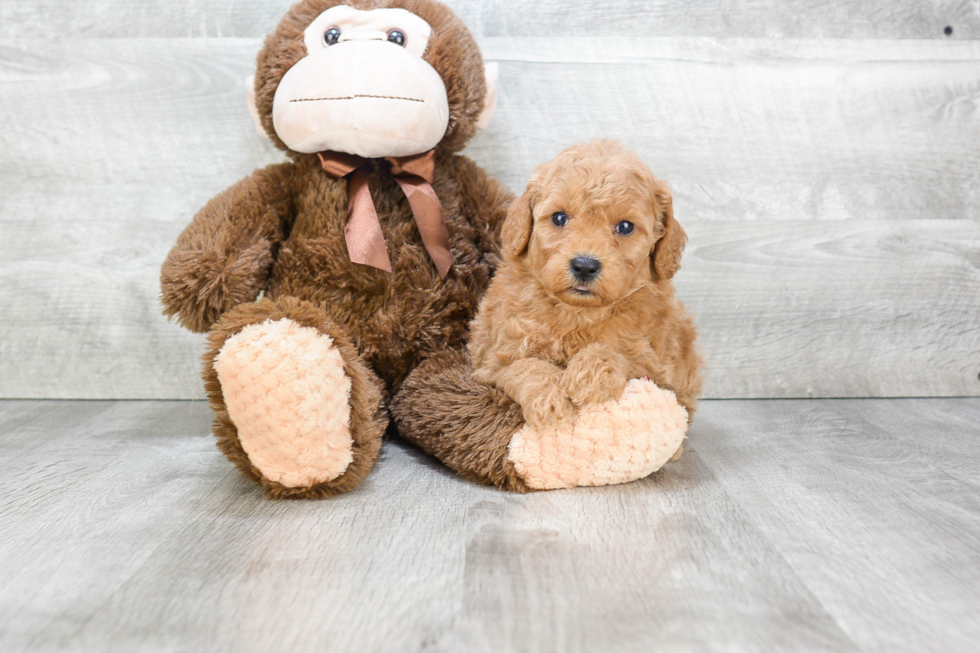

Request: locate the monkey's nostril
(570, 255), (602, 282)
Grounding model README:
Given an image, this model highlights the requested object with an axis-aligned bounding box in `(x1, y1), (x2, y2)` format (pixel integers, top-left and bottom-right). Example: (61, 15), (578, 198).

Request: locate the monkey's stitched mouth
(290, 94), (424, 103)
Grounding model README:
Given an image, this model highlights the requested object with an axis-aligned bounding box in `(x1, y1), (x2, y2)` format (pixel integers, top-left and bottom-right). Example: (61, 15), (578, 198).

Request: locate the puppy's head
(502, 140), (686, 308)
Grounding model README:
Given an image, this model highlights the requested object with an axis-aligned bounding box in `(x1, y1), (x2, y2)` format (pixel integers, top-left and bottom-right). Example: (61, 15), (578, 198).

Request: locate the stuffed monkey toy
(162, 0), (510, 498)
(163, 0), (694, 498)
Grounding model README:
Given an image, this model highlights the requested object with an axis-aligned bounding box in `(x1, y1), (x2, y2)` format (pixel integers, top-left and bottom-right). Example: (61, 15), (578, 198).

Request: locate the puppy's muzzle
(570, 255), (602, 283)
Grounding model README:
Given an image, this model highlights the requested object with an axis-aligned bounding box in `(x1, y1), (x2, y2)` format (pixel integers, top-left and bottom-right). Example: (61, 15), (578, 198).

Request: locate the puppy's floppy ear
(650, 182), (687, 281)
(501, 189), (534, 259)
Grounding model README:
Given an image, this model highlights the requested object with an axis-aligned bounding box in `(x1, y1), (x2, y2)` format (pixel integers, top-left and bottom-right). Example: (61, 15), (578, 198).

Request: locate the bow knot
(317, 149), (453, 278)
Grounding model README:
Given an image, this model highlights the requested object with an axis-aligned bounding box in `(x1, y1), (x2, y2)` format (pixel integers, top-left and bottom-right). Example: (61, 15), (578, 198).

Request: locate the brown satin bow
(317, 149), (453, 278)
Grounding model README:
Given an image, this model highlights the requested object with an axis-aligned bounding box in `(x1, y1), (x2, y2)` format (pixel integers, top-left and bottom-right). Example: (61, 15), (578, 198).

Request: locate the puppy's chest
(525, 325), (606, 365)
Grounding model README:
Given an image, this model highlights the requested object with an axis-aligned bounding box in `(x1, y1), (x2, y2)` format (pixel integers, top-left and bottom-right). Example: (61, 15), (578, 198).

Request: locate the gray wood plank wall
(2, 0), (978, 39)
(1, 1), (978, 399)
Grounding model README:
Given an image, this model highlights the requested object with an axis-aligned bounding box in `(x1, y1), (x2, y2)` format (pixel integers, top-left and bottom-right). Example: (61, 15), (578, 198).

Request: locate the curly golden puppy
(469, 140), (703, 432)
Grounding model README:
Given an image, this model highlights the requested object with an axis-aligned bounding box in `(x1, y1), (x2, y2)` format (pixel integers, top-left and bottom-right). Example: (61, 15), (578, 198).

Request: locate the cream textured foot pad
(507, 379), (688, 490)
(215, 318), (353, 488)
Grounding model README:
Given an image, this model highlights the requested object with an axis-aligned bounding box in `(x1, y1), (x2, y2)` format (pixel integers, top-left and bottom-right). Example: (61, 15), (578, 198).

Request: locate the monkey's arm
(451, 155), (514, 267)
(160, 162), (297, 333)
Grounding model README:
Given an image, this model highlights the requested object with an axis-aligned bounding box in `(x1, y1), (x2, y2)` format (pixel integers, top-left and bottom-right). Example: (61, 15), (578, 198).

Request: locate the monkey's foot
(214, 318), (354, 489)
(507, 379), (688, 490)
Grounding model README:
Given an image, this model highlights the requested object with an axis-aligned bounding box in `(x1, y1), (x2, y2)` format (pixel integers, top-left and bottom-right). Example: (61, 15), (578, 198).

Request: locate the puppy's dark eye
(616, 220), (635, 235)
(387, 29), (406, 46)
(552, 212), (568, 227)
(324, 27), (341, 46)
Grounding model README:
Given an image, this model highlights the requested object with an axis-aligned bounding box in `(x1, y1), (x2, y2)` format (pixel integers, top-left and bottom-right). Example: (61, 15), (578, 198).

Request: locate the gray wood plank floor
(1, 399), (977, 653)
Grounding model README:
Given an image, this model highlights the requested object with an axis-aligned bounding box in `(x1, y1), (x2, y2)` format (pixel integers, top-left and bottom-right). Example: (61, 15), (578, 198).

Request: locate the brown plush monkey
(161, 0), (511, 498)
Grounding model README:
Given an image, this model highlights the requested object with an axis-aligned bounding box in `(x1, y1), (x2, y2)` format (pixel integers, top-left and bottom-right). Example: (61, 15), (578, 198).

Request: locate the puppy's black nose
(570, 255), (602, 282)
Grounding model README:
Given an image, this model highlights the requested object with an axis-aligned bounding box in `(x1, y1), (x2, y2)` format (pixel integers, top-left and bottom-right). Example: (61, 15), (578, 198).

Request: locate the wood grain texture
(3, 217), (978, 399)
(0, 400), (230, 651)
(472, 37), (980, 219)
(2, 37), (979, 399)
(694, 399), (980, 653)
(4, 37), (978, 221)
(1, 398), (978, 652)
(1, 0), (977, 39)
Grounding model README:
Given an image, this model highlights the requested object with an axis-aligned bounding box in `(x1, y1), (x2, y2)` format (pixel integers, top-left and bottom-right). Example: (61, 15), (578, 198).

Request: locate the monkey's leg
(391, 349), (531, 493)
(204, 296), (386, 499)
(392, 350), (688, 492)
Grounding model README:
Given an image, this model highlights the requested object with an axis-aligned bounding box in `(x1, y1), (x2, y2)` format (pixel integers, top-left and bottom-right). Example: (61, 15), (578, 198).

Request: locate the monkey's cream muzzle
(272, 6), (450, 158)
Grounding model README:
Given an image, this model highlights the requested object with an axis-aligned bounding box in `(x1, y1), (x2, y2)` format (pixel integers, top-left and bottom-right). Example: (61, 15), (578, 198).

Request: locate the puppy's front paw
(562, 353), (628, 406)
(521, 383), (574, 429)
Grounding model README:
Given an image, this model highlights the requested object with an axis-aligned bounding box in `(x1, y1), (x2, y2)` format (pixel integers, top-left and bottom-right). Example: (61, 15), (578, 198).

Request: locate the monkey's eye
(324, 27), (341, 46)
(616, 220), (635, 235)
(387, 29), (406, 46)
(552, 212), (568, 227)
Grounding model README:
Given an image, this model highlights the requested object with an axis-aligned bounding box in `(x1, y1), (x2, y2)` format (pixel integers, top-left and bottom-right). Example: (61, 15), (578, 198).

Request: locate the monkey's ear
(650, 183), (687, 281)
(246, 75), (269, 140)
(475, 62), (499, 130)
(501, 188), (533, 260)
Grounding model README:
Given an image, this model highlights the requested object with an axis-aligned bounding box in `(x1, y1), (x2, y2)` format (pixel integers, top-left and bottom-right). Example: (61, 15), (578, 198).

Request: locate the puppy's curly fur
(469, 141), (703, 429)
(393, 141), (702, 489)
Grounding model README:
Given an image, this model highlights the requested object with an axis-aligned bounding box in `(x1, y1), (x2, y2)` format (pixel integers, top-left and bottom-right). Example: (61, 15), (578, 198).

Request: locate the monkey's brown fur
(161, 0), (512, 498)
(392, 350), (531, 492)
